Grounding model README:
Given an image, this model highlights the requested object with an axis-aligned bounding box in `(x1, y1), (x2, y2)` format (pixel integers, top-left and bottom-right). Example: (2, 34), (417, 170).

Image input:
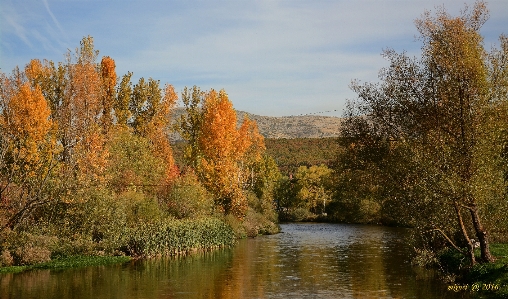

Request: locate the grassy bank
(0, 255), (131, 274)
(0, 213), (283, 274)
(437, 243), (508, 298)
(0, 216), (237, 272)
(463, 244), (508, 298)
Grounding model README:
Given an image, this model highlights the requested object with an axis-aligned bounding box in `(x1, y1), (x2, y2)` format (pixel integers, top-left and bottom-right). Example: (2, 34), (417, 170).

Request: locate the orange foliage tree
(0, 72), (58, 229)
(0, 35), (183, 230)
(145, 84), (179, 183)
(195, 89), (265, 217)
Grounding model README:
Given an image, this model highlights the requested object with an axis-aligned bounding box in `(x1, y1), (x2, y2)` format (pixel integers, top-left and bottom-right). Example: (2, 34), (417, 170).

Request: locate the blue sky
(1, 0), (507, 117)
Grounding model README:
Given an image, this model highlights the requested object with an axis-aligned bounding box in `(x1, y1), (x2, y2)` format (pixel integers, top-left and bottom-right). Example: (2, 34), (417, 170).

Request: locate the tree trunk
(453, 201), (476, 265)
(469, 205), (495, 263)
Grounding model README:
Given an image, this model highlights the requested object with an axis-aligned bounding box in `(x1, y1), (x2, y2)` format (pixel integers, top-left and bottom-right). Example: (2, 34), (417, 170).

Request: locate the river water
(1, 223), (470, 299)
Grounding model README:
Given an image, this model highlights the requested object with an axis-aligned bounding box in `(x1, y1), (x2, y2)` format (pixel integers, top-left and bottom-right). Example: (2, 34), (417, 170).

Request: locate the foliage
(334, 1), (507, 265)
(224, 206), (279, 239)
(264, 137), (339, 175)
(274, 164), (332, 221)
(294, 165), (332, 215)
(273, 175), (301, 220)
(105, 127), (166, 193)
(161, 173), (214, 219)
(175, 87), (269, 219)
(0, 36), (245, 268)
(0, 69), (60, 230)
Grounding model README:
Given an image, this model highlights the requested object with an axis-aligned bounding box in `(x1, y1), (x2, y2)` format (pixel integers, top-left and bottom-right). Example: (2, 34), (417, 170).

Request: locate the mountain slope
(171, 108), (342, 139)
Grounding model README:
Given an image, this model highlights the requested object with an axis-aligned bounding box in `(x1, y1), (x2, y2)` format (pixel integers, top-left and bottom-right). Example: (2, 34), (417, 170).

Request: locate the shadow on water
(0, 223), (470, 299)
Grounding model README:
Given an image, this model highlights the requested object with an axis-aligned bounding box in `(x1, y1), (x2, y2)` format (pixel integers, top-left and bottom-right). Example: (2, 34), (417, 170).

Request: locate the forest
(0, 37), (281, 267)
(1, 2), (507, 290)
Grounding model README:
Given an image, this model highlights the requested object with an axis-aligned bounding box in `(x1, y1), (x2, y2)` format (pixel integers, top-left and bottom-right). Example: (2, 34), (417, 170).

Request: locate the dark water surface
(1, 223), (470, 298)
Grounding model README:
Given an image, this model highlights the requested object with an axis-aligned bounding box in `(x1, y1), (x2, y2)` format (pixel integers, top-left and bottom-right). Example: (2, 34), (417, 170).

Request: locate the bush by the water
(124, 217), (235, 256)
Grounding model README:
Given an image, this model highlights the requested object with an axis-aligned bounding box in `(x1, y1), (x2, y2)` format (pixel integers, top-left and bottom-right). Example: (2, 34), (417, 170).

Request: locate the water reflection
(0, 223), (469, 299)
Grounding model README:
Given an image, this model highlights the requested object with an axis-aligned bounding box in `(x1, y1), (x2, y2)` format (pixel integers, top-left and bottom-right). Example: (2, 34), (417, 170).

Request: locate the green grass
(465, 244), (508, 298)
(435, 243), (508, 298)
(0, 255), (131, 274)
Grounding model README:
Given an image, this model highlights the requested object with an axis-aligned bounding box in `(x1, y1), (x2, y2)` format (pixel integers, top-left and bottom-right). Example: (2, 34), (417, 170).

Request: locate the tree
(176, 87), (267, 218)
(100, 56), (117, 134)
(294, 165), (332, 215)
(115, 72), (133, 127)
(69, 37), (108, 186)
(341, 1), (504, 264)
(0, 75), (58, 230)
(145, 84), (179, 183)
(175, 86), (205, 170)
(198, 89), (247, 217)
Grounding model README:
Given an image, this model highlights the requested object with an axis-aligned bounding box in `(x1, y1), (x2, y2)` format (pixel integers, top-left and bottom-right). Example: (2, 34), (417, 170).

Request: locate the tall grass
(124, 217), (235, 257)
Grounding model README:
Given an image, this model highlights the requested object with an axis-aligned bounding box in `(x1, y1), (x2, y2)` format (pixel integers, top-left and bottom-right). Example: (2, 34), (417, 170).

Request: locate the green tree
(174, 86), (205, 170)
(115, 72), (133, 127)
(294, 165), (332, 215)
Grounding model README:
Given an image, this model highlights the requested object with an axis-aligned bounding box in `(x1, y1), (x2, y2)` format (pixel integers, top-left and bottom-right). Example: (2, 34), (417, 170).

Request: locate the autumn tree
(340, 1), (505, 264)
(0, 73), (58, 230)
(100, 56), (117, 134)
(146, 84), (179, 182)
(198, 89), (247, 217)
(177, 87), (266, 218)
(68, 37), (109, 185)
(115, 72), (133, 127)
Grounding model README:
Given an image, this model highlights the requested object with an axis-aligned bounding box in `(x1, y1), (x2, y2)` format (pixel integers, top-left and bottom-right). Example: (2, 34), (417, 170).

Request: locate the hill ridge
(171, 108), (342, 139)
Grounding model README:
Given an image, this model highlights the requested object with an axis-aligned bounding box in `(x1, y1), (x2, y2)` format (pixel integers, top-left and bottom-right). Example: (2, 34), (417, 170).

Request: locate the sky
(1, 0), (507, 117)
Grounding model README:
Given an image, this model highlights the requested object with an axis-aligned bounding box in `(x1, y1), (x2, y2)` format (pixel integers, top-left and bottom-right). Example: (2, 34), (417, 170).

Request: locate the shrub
(224, 214), (247, 239)
(10, 233), (57, 265)
(0, 250), (13, 267)
(162, 173), (214, 219)
(123, 217), (235, 257)
(243, 208), (280, 237)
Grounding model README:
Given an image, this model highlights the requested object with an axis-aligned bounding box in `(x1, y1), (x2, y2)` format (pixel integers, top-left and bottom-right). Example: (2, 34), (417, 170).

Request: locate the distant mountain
(170, 108), (342, 140)
(237, 111), (342, 139)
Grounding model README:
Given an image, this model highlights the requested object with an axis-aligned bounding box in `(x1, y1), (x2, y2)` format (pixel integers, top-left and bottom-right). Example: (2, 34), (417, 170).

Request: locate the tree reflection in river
(0, 223), (469, 299)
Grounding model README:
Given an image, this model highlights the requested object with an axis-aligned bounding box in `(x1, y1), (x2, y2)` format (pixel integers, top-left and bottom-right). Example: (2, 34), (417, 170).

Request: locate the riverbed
(0, 223), (470, 298)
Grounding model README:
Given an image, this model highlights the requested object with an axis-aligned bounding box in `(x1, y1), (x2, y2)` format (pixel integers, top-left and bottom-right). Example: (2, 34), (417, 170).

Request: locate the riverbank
(0, 216), (237, 272)
(0, 255), (131, 274)
(0, 212), (282, 274)
(437, 243), (508, 298)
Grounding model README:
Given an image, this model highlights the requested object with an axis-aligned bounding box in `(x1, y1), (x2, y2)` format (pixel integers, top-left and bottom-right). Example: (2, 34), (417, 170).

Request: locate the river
(1, 223), (470, 299)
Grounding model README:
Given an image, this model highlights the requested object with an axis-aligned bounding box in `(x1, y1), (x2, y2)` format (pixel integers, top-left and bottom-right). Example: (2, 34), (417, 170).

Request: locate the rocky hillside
(171, 108), (342, 139)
